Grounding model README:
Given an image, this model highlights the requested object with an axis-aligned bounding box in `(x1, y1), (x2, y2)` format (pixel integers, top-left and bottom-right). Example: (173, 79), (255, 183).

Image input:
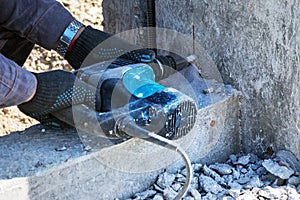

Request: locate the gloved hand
(65, 26), (155, 69)
(18, 70), (101, 128)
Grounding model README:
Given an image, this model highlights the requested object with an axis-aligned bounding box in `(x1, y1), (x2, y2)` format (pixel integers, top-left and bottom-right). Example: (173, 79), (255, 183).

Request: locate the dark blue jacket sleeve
(0, 0), (74, 50)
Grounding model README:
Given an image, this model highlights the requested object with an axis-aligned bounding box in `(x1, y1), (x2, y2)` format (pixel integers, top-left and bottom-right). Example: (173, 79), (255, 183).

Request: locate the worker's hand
(65, 26), (155, 69)
(18, 70), (101, 128)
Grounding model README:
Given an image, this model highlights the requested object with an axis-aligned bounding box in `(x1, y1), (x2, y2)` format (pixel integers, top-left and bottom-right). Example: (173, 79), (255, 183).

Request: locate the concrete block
(0, 72), (240, 199)
(155, 0), (300, 159)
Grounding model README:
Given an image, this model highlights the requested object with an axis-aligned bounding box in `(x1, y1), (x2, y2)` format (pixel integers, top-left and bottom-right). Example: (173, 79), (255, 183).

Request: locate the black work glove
(18, 70), (101, 128)
(65, 26), (155, 69)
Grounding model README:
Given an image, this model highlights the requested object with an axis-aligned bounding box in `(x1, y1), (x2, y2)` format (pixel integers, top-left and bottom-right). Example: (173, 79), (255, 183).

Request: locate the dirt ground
(0, 0), (103, 136)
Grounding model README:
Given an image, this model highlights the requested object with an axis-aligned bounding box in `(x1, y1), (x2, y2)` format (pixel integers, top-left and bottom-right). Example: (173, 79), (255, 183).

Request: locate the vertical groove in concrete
(154, 0), (300, 159)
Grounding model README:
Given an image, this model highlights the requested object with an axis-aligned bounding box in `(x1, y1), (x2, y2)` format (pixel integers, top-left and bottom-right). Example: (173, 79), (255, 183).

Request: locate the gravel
(128, 151), (300, 199)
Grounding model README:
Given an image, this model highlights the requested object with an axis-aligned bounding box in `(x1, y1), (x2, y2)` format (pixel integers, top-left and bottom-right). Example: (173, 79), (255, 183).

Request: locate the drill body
(58, 55), (197, 140)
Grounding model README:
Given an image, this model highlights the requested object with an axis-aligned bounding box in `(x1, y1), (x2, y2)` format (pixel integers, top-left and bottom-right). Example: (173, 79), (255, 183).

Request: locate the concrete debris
(276, 150), (300, 172)
(200, 175), (224, 194)
(202, 192), (217, 200)
(262, 159), (295, 179)
(229, 154), (237, 163)
(163, 187), (177, 200)
(156, 172), (175, 189)
(131, 152), (300, 199)
(190, 188), (202, 200)
(203, 165), (225, 185)
(152, 194), (164, 200)
(133, 190), (156, 199)
(171, 183), (182, 192)
(249, 175), (264, 188)
(226, 189), (240, 199)
(288, 176), (300, 186)
(209, 163), (233, 175)
(183, 196), (195, 200)
(228, 182), (242, 190)
(235, 154), (250, 166)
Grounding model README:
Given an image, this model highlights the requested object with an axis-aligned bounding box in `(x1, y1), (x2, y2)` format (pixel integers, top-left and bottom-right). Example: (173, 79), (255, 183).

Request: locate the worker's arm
(17, 69), (104, 127)
(0, 0), (155, 70)
(0, 0), (74, 50)
(0, 53), (37, 108)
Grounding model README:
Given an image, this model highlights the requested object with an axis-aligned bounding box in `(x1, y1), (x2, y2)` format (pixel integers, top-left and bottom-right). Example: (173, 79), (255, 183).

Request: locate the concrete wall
(103, 0), (300, 159)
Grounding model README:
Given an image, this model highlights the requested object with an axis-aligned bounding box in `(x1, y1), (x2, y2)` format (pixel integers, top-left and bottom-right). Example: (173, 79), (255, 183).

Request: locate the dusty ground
(0, 0), (103, 136)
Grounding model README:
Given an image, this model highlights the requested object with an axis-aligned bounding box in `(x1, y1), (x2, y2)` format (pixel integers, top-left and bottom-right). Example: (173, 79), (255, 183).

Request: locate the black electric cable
(118, 117), (192, 199)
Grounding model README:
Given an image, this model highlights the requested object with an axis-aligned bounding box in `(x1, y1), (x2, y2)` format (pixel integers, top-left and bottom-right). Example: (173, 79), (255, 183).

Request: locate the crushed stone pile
(128, 150), (300, 200)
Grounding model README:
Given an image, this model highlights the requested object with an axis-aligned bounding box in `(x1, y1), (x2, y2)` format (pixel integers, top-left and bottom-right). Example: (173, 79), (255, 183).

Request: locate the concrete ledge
(0, 70), (241, 199)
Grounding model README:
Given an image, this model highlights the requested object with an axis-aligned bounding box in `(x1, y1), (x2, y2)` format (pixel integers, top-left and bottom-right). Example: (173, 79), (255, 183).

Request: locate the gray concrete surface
(103, 0), (300, 160)
(0, 70), (240, 199)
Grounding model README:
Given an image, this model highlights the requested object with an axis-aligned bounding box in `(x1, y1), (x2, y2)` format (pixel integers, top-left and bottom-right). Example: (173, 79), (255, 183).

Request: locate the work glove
(65, 26), (155, 69)
(18, 70), (101, 128)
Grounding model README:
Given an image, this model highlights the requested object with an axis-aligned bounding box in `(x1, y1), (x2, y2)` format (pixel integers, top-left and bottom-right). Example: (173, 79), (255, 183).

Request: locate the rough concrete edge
(0, 88), (242, 200)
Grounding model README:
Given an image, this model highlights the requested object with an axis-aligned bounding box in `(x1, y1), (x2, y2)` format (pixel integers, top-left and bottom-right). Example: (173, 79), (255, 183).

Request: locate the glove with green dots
(65, 26), (155, 69)
(18, 70), (101, 128)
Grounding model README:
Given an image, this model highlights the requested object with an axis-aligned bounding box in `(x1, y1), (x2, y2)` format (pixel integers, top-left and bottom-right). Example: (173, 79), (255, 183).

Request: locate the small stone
(243, 184), (253, 190)
(171, 183), (182, 192)
(200, 175), (224, 194)
(223, 175), (233, 184)
(229, 154), (237, 163)
(232, 169), (240, 180)
(288, 176), (300, 186)
(262, 159), (295, 179)
(210, 163), (233, 175)
(192, 163), (202, 172)
(175, 173), (186, 183)
(157, 172), (176, 189)
(264, 186), (285, 199)
(236, 176), (250, 185)
(190, 176), (199, 189)
(261, 173), (277, 184)
(250, 163), (260, 171)
(154, 184), (164, 192)
(251, 187), (260, 194)
(249, 154), (259, 163)
(228, 182), (242, 190)
(203, 165), (225, 185)
(258, 189), (272, 199)
(153, 194), (164, 200)
(297, 185), (300, 193)
(249, 175), (264, 188)
(256, 166), (267, 176)
(235, 154), (250, 165)
(221, 196), (234, 200)
(246, 168), (256, 178)
(190, 188), (201, 200)
(226, 189), (240, 199)
(183, 196), (194, 200)
(237, 191), (257, 199)
(41, 128), (46, 133)
(134, 190), (156, 199)
(240, 168), (247, 174)
(202, 192), (217, 200)
(163, 187), (177, 200)
(276, 150), (300, 172)
(286, 187), (300, 199)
